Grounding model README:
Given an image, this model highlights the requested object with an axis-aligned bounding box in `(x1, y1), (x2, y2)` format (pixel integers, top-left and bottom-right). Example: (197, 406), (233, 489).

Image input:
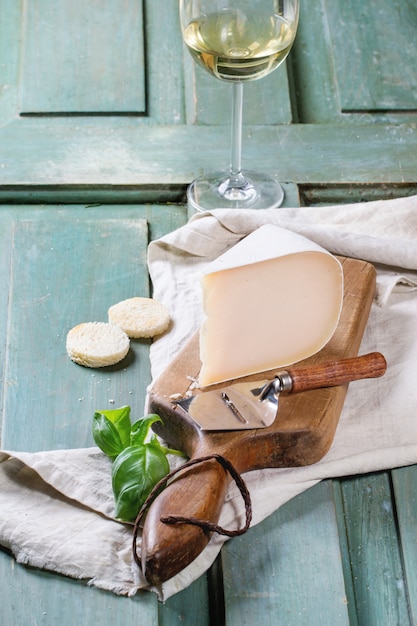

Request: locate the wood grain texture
(0, 0), (185, 125)
(221, 481), (351, 625)
(293, 0), (417, 124)
(21, 0), (146, 114)
(338, 473), (412, 626)
(0, 562), (158, 626)
(1, 122), (416, 190)
(287, 352), (386, 393)
(392, 466), (417, 625)
(326, 0), (417, 112)
(143, 257), (377, 584)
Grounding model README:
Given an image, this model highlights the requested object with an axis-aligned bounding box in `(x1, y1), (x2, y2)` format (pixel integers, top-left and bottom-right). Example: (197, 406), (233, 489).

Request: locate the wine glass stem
(229, 82), (244, 183)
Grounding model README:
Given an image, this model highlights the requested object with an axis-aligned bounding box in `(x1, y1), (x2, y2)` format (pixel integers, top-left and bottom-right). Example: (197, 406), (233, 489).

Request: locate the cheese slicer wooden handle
(283, 351), (387, 394)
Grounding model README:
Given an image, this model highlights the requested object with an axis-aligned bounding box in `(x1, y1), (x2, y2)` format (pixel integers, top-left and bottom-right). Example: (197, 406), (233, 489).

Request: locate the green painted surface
(338, 473), (411, 626)
(21, 0), (146, 114)
(0, 0), (21, 125)
(1, 563), (158, 626)
(159, 575), (211, 626)
(292, 0), (417, 124)
(0, 0), (184, 127)
(221, 481), (350, 625)
(392, 466), (417, 625)
(3, 215), (150, 451)
(1, 122), (417, 191)
(1, 0), (417, 188)
(326, 0), (417, 112)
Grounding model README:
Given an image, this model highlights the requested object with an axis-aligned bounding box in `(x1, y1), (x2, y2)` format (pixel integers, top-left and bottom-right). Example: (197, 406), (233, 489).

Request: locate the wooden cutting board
(142, 257), (376, 584)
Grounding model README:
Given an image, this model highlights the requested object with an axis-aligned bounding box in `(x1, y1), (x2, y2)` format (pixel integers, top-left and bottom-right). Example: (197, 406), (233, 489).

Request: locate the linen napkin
(1, 194), (417, 601)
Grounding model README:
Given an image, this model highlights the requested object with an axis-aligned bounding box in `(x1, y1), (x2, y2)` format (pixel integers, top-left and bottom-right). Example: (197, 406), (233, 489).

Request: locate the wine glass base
(187, 170), (284, 212)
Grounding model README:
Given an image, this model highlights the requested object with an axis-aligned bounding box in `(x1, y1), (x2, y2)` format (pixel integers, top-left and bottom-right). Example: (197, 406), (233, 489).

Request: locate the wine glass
(180, 0), (299, 211)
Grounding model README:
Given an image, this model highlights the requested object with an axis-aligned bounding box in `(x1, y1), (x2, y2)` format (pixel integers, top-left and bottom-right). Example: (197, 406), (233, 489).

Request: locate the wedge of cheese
(199, 224), (343, 387)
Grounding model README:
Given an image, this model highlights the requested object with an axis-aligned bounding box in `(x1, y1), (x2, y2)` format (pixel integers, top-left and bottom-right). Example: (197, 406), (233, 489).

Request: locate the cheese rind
(199, 225), (344, 386)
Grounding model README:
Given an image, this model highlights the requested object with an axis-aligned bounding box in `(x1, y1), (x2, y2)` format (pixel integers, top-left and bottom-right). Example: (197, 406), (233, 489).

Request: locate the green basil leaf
(92, 405), (131, 458)
(92, 412), (126, 459)
(111, 444), (169, 522)
(148, 433), (187, 458)
(130, 414), (162, 447)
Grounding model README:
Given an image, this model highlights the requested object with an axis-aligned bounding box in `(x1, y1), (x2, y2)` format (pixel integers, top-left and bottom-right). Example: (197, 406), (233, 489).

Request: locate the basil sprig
(92, 406), (184, 522)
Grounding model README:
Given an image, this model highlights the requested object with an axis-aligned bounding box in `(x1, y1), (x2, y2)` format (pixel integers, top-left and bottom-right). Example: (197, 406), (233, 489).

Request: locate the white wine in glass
(180, 0), (299, 211)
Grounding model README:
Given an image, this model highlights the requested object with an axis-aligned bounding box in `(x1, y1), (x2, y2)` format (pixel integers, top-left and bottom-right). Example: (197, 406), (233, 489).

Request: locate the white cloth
(1, 195), (417, 601)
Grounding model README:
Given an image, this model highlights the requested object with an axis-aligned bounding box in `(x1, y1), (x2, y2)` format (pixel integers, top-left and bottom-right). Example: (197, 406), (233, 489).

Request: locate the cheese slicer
(173, 352), (386, 430)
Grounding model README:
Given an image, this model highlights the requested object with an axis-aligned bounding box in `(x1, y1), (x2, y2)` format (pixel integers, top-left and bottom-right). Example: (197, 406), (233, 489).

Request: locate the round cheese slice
(199, 224), (344, 387)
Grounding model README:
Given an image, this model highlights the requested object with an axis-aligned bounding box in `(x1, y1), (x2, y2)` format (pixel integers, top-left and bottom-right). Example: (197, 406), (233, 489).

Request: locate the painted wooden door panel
(1, 565), (159, 626)
(1, 122), (416, 199)
(0, 0), (185, 128)
(326, 0), (417, 113)
(293, 0), (417, 124)
(21, 0), (146, 114)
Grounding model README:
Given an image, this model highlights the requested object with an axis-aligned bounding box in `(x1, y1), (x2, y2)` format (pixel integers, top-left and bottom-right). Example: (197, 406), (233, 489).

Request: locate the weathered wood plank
(300, 184), (417, 206)
(332, 480), (359, 626)
(392, 466), (417, 625)
(338, 473), (411, 626)
(0, 559), (159, 626)
(158, 574), (211, 626)
(0, 204), (185, 452)
(0, 212), (13, 442)
(291, 0), (341, 123)
(0, 0), (21, 125)
(1, 123), (417, 193)
(221, 481), (350, 626)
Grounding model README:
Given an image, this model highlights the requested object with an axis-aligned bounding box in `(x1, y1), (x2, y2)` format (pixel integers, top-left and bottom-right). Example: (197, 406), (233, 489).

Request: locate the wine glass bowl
(182, 8), (298, 83)
(180, 0), (299, 211)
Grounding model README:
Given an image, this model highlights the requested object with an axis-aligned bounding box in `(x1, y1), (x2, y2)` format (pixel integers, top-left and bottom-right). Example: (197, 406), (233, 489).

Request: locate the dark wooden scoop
(143, 257), (381, 585)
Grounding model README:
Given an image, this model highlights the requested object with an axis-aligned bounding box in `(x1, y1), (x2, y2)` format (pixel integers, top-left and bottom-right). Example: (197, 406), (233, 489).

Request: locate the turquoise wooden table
(1, 202), (417, 626)
(1, 0), (417, 624)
